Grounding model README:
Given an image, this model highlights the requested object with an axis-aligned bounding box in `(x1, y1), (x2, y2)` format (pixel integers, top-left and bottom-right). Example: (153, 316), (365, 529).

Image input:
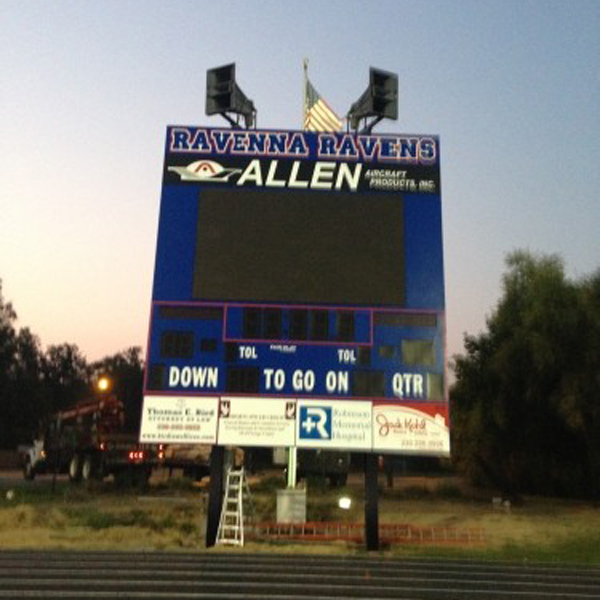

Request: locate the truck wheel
(68, 454), (82, 483)
(23, 458), (35, 481)
(81, 455), (98, 482)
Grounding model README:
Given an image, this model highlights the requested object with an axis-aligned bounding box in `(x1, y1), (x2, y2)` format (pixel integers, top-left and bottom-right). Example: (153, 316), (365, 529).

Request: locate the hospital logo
(299, 406), (332, 440)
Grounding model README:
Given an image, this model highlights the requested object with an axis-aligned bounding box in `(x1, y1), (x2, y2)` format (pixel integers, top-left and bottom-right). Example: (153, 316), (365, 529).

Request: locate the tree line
(0, 279), (144, 449)
(2, 251), (600, 499)
(451, 251), (600, 499)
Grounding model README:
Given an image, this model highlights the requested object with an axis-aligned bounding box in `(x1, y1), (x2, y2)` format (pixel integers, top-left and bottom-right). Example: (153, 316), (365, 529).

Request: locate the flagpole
(302, 58), (309, 127)
(290, 38), (303, 478)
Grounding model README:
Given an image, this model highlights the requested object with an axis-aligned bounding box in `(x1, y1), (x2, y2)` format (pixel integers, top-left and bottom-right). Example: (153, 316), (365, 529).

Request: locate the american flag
(303, 78), (343, 132)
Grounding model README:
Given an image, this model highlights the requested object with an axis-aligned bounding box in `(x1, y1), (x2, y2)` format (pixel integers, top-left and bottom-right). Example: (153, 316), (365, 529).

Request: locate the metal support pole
(287, 446), (297, 488)
(205, 445), (225, 548)
(364, 453), (379, 551)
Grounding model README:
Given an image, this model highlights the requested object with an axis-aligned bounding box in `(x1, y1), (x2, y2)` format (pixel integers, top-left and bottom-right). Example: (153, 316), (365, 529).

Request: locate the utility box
(276, 488), (306, 523)
(272, 447), (288, 466)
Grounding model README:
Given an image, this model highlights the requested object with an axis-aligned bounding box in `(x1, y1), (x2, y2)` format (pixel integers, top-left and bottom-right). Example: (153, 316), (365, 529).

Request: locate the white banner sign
(140, 394), (450, 456)
(372, 403), (450, 455)
(296, 399), (372, 450)
(140, 395), (218, 444)
(217, 397), (296, 447)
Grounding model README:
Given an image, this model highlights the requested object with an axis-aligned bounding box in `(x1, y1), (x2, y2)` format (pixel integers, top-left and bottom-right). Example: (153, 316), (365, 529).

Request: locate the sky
(1, 0), (599, 367)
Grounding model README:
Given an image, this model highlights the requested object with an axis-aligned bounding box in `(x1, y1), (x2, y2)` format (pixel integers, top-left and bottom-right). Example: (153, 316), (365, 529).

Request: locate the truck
(274, 448), (350, 487)
(159, 443), (212, 481)
(297, 449), (350, 487)
(23, 395), (158, 485)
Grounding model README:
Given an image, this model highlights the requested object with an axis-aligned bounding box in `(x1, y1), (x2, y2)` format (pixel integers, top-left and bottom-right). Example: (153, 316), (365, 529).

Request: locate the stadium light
(347, 67), (398, 134)
(97, 376), (111, 393)
(206, 63), (256, 129)
(338, 496), (352, 510)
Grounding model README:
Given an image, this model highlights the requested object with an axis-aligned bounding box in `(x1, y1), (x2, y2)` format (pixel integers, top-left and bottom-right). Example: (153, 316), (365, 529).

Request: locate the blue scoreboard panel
(141, 127), (449, 456)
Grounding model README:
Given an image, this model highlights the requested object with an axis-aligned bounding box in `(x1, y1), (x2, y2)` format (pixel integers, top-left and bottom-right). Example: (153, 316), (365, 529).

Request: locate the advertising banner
(139, 395), (218, 444)
(372, 402), (449, 455)
(296, 399), (372, 450)
(217, 397), (296, 447)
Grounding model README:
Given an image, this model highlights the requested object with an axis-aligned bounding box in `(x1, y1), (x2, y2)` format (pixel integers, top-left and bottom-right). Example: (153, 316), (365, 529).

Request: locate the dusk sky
(1, 0), (599, 366)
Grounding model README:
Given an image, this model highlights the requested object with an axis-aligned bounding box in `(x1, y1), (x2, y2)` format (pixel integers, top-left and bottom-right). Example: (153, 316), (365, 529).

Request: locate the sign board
(297, 399), (372, 450)
(372, 402), (450, 455)
(141, 126), (448, 456)
(140, 395), (218, 444)
(217, 397), (296, 447)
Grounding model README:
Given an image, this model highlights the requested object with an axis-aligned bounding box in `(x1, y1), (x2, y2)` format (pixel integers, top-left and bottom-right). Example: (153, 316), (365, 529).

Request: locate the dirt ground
(1, 468), (599, 562)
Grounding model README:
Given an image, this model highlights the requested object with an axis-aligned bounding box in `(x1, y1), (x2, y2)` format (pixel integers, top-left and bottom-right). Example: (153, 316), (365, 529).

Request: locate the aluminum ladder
(216, 466), (253, 546)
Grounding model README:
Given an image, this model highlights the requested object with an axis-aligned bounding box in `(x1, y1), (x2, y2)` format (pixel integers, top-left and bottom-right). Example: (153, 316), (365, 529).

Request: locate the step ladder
(216, 467), (254, 546)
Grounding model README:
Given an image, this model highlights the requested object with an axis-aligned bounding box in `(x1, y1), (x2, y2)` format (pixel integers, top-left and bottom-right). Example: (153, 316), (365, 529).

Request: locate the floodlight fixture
(97, 376), (111, 393)
(206, 63), (256, 129)
(338, 496), (352, 510)
(347, 67), (398, 134)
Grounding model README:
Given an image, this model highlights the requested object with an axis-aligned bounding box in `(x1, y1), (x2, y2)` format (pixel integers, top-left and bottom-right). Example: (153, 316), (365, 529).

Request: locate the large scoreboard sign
(141, 126), (448, 456)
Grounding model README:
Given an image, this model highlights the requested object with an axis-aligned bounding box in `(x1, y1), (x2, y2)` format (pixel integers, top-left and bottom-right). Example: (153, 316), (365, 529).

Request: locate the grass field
(1, 472), (599, 564)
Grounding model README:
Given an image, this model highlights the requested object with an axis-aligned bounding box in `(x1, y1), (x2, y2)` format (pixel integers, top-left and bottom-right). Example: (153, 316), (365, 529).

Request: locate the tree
(91, 347), (144, 433)
(451, 251), (600, 498)
(11, 328), (46, 444)
(0, 281), (47, 447)
(0, 279), (149, 449)
(0, 279), (19, 448)
(42, 343), (90, 415)
(553, 271), (600, 497)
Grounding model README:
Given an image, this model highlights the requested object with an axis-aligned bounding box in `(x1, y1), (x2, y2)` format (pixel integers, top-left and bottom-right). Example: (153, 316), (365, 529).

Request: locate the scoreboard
(140, 126), (449, 456)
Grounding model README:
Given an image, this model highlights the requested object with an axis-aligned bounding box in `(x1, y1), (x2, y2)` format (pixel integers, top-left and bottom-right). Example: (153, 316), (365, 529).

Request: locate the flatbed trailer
(25, 395), (158, 485)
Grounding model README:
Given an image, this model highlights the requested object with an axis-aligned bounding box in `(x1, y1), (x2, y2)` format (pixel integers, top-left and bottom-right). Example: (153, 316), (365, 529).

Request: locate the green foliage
(0, 278), (145, 449)
(390, 533), (600, 565)
(251, 475), (286, 492)
(64, 506), (178, 531)
(42, 343), (90, 415)
(384, 483), (464, 500)
(0, 281), (46, 448)
(451, 251), (600, 499)
(91, 347), (144, 433)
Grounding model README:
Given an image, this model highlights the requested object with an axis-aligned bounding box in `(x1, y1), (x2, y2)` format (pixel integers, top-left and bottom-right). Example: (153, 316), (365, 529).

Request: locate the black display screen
(193, 188), (404, 306)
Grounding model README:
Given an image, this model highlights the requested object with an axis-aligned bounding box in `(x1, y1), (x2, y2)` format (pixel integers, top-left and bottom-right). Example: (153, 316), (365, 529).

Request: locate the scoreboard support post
(364, 453), (379, 551)
(205, 445), (225, 548)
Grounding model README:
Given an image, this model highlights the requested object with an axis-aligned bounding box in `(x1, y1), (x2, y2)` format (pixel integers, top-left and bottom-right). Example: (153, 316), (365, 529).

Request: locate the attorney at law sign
(139, 395), (218, 444)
